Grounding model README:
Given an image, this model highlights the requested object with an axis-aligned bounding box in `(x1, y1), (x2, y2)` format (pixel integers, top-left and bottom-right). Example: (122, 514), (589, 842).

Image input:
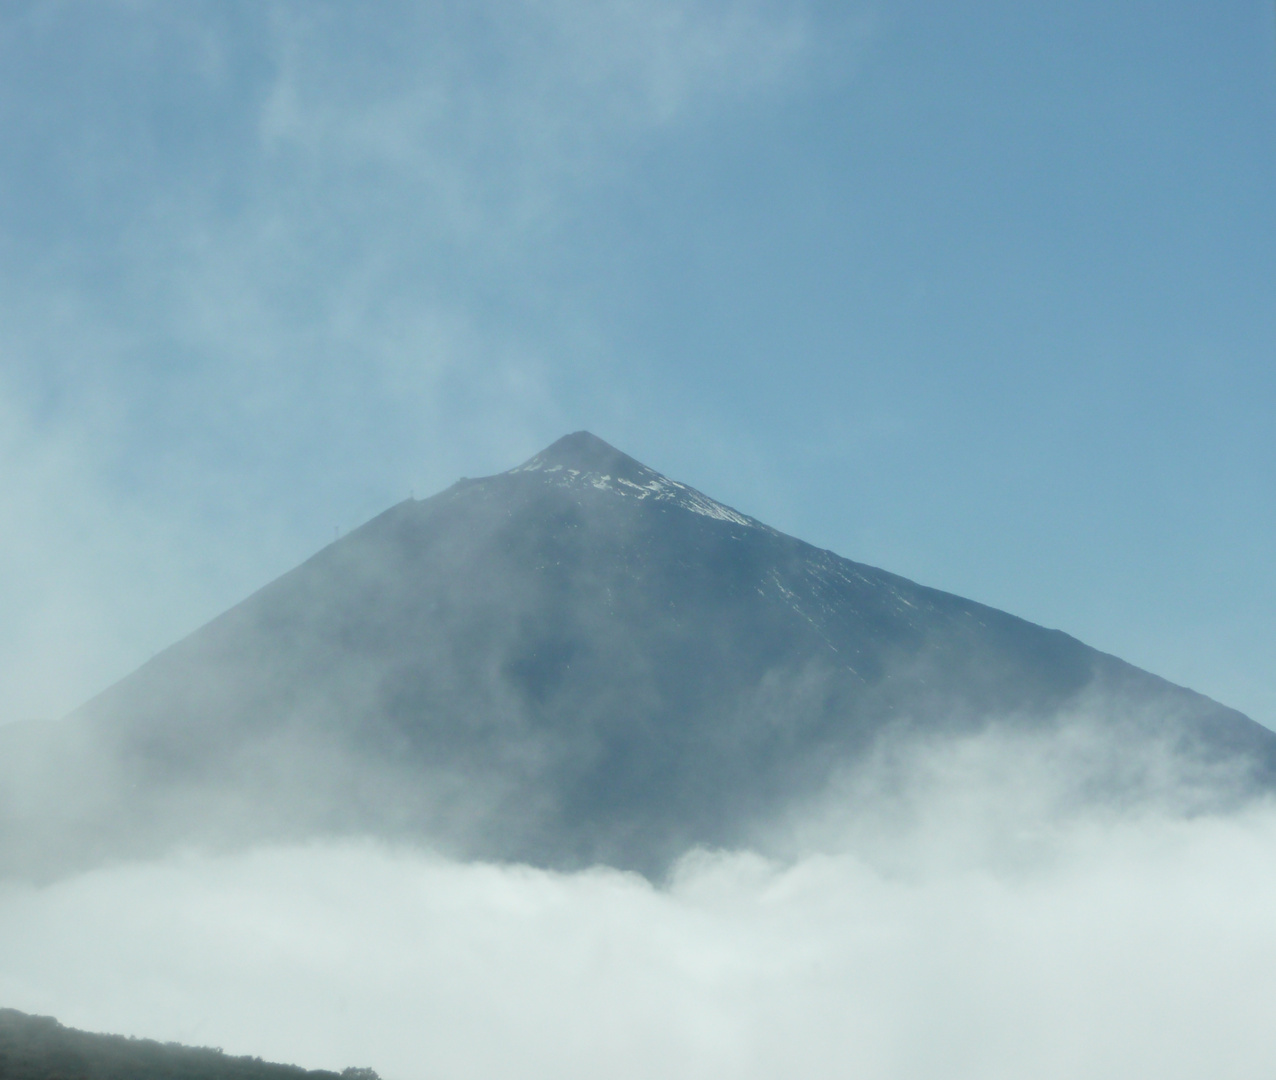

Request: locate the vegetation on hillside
(0, 1008), (380, 1080)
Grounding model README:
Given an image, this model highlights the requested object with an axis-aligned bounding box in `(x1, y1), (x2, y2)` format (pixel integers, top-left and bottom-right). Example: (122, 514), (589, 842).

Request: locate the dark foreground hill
(2, 432), (1274, 879)
(0, 1008), (376, 1080)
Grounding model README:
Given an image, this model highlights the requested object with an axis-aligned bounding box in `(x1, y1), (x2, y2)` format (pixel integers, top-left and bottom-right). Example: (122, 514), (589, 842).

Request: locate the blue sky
(1, 0), (1273, 728)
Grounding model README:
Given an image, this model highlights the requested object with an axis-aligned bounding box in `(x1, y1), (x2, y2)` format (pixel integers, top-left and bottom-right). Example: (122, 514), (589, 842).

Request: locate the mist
(4, 723), (1276, 1080)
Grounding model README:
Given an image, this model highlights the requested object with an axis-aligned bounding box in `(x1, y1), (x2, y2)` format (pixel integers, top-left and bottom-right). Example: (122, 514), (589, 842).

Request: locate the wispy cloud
(0, 1), (823, 721)
(258, 1), (811, 235)
(3, 726), (1274, 1079)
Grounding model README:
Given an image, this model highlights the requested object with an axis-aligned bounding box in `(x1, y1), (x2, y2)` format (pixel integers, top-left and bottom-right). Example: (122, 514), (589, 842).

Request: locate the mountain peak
(513, 431), (656, 485)
(5, 428), (1272, 884)
(508, 431), (761, 529)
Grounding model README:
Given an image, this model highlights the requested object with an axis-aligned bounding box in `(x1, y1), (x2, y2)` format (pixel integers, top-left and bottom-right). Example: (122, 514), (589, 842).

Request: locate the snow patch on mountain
(510, 454), (762, 530)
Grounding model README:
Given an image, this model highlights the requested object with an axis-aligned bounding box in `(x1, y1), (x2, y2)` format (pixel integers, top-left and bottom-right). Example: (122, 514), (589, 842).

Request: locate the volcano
(3, 432), (1273, 879)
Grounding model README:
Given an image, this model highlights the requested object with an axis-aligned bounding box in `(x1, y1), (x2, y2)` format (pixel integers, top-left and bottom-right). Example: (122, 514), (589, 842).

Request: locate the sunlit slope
(4, 433), (1273, 878)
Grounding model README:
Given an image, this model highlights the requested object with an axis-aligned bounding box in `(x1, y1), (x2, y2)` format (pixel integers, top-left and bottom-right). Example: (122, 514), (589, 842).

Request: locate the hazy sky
(2, 0), (1274, 728)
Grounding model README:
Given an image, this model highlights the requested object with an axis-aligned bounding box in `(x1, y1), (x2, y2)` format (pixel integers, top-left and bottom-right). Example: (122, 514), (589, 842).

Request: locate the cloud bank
(3, 727), (1275, 1080)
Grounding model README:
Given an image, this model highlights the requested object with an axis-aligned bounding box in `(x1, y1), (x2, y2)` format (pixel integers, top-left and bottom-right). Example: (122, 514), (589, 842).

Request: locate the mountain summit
(3, 433), (1273, 879)
(509, 431), (762, 527)
(520, 430), (653, 477)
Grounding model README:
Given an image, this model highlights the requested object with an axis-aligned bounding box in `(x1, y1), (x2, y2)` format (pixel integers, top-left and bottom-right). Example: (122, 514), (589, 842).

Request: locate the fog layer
(3, 726), (1275, 1080)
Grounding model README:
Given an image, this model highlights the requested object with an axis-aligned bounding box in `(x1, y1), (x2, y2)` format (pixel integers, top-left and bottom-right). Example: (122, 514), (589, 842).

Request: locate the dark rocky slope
(3, 432), (1272, 879)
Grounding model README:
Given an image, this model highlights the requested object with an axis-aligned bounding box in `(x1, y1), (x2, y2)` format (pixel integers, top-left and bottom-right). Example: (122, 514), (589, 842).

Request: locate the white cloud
(3, 727), (1276, 1080)
(0, 359), (197, 722)
(259, 0), (813, 222)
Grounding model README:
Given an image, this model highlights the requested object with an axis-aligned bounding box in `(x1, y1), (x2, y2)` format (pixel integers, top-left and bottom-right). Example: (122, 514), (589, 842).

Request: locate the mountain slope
(3, 432), (1272, 878)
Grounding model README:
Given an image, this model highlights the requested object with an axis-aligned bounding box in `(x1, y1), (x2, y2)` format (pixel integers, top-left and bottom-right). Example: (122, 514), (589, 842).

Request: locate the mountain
(0, 1007), (378, 1080)
(3, 432), (1273, 879)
